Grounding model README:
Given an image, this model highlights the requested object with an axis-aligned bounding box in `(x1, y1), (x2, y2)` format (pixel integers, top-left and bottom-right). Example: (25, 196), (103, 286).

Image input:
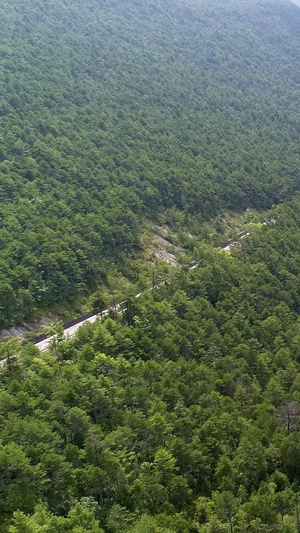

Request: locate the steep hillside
(3, 197), (300, 531)
(1, 0), (300, 326)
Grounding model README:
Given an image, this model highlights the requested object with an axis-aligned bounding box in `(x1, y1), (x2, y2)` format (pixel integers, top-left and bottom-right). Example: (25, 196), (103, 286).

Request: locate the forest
(1, 0), (300, 324)
(2, 198), (300, 531)
(3, 0), (300, 530)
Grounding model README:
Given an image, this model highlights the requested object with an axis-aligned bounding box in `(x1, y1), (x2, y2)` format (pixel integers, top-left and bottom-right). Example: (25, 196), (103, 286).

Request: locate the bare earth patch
(151, 233), (178, 267)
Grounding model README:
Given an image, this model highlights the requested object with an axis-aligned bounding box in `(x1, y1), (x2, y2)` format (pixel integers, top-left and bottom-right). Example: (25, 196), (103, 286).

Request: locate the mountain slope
(3, 197), (300, 531)
(1, 0), (300, 325)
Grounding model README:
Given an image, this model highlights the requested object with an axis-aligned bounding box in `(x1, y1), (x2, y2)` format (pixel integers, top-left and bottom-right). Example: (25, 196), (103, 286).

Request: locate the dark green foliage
(1, 0), (300, 324)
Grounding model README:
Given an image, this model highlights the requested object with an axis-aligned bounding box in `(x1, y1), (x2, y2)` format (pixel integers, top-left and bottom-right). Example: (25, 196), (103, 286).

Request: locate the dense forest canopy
(3, 198), (300, 531)
(1, 0), (300, 325)
(3, 0), (300, 530)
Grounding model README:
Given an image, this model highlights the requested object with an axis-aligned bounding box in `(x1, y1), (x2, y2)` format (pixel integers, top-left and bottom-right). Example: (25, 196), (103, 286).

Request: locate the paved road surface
(35, 312), (105, 352)
(35, 296), (143, 352)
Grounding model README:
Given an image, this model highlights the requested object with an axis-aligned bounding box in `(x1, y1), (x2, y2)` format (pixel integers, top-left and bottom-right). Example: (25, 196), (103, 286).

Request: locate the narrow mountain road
(35, 313), (103, 352)
(34, 232), (248, 352)
(0, 228), (251, 363)
(35, 293), (140, 351)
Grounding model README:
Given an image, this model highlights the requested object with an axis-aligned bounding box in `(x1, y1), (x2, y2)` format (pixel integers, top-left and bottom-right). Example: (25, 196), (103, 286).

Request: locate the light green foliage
(8, 503), (104, 533)
(1, 205), (300, 530)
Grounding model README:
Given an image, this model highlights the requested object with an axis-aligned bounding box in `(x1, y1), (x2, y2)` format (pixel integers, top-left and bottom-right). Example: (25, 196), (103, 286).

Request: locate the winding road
(0, 228), (250, 364)
(34, 232), (248, 352)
